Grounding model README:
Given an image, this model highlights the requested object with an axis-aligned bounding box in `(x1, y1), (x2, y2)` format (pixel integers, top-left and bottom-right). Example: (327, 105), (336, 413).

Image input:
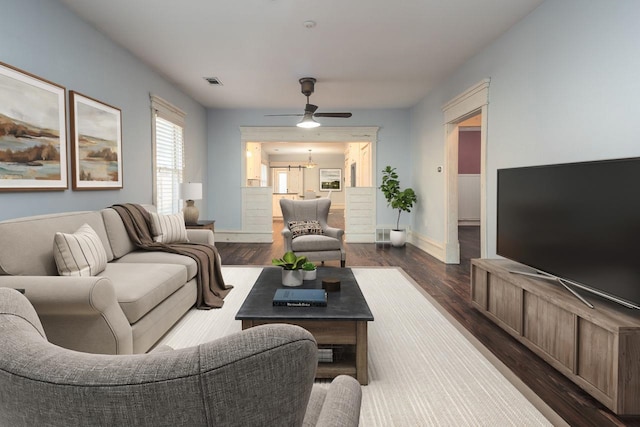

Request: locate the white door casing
(442, 79), (490, 263)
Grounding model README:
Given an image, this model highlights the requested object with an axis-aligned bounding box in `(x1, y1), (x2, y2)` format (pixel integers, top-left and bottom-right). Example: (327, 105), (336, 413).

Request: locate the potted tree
(272, 251), (307, 286)
(379, 166), (417, 247)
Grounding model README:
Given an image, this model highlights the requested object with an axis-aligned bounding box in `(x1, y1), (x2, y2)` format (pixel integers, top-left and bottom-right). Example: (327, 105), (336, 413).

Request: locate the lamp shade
(180, 182), (202, 201)
(296, 114), (321, 129)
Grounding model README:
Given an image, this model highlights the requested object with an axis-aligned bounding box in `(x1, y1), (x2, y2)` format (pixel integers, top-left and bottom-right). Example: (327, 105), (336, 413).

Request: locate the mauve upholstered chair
(280, 198), (346, 267)
(0, 288), (361, 426)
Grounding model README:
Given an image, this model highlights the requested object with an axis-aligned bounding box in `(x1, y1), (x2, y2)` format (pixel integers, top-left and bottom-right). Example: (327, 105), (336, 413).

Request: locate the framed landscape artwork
(0, 62), (68, 191)
(319, 168), (342, 191)
(70, 91), (123, 190)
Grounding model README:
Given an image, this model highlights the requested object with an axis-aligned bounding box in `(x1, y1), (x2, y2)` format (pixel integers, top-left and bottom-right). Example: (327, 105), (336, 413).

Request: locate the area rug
(156, 267), (564, 426)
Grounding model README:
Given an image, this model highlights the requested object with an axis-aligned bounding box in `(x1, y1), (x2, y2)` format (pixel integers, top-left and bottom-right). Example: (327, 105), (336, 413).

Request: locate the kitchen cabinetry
(272, 194), (297, 217)
(246, 142), (262, 183)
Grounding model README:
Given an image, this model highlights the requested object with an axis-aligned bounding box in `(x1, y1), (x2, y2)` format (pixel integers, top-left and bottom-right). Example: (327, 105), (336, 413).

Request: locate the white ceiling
(60, 0), (543, 111)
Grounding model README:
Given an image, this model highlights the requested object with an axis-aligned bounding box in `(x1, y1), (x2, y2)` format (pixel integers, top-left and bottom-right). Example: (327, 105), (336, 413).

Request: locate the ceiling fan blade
(313, 112), (353, 118)
(264, 114), (304, 117)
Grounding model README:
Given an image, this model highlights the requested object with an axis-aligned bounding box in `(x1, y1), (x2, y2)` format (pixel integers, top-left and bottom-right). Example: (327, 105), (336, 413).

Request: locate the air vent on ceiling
(203, 77), (223, 86)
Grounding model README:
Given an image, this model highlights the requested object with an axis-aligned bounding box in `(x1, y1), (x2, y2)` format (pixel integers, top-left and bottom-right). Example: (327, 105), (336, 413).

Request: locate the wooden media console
(470, 258), (640, 415)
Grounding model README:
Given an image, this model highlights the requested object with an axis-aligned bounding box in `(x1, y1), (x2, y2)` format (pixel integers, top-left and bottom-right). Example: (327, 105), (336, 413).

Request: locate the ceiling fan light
(297, 115), (321, 129)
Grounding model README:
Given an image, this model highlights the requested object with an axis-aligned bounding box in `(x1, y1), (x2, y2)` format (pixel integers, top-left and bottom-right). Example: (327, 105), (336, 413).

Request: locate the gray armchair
(280, 198), (346, 267)
(0, 288), (361, 426)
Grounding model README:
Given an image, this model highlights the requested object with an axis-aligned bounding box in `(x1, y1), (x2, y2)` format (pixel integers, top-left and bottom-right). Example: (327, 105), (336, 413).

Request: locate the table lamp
(180, 182), (202, 225)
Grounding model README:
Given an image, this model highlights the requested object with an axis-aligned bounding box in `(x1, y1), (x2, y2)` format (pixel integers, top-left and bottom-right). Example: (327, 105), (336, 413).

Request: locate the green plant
(379, 166), (417, 230)
(272, 251), (307, 270)
(301, 261), (317, 271)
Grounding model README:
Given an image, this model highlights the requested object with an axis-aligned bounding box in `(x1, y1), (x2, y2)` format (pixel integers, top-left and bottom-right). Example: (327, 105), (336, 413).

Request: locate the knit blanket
(111, 203), (232, 309)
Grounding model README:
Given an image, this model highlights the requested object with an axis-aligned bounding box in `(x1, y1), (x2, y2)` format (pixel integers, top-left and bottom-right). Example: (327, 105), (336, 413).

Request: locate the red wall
(458, 130), (480, 174)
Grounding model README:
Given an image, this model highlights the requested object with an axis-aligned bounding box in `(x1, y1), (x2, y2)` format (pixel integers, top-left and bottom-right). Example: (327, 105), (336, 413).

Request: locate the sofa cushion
(53, 224), (108, 277)
(101, 208), (137, 259)
(115, 251), (198, 281)
(150, 212), (188, 243)
(101, 205), (157, 259)
(100, 263), (188, 324)
(0, 211), (114, 276)
(291, 235), (342, 252)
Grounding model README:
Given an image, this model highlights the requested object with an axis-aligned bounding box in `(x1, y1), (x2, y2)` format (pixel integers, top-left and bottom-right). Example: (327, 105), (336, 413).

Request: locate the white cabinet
(272, 194), (297, 217)
(246, 143), (262, 182)
(344, 142), (371, 188)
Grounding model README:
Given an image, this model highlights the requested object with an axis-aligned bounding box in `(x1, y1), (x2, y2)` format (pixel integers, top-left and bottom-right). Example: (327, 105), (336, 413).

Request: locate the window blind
(151, 95), (185, 215)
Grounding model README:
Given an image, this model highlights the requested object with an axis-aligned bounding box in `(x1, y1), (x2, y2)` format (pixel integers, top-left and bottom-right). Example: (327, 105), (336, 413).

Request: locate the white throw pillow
(53, 223), (108, 276)
(150, 212), (189, 243)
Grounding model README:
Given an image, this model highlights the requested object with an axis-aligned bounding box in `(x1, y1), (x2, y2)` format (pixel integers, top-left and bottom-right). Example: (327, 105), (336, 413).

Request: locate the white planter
(390, 229), (407, 247)
(282, 269), (303, 287)
(303, 269), (317, 281)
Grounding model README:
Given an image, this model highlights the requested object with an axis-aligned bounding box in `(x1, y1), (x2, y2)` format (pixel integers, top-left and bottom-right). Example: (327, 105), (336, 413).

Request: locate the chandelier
(305, 149), (317, 168)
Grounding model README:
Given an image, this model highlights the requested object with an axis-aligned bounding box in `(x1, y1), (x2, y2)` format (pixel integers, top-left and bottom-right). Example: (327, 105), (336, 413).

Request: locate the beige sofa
(0, 207), (213, 355)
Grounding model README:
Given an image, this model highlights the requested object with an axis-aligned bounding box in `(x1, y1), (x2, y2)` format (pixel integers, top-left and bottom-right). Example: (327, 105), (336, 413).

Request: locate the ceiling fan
(266, 78), (352, 128)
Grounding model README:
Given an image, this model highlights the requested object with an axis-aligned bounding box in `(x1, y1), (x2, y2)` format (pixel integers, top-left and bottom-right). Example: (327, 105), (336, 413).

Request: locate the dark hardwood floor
(216, 211), (640, 426)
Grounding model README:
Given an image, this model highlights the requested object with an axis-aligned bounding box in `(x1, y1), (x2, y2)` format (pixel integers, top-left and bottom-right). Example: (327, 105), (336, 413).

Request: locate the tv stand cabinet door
(471, 264), (522, 335)
(523, 292), (575, 371)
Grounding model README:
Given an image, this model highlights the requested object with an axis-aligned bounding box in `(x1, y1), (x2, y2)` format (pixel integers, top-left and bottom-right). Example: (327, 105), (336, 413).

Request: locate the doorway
(442, 79), (489, 263)
(457, 114), (481, 227)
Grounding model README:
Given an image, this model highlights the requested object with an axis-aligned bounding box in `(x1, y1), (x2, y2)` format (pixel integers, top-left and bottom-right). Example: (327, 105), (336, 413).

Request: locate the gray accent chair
(280, 198), (346, 267)
(0, 288), (362, 426)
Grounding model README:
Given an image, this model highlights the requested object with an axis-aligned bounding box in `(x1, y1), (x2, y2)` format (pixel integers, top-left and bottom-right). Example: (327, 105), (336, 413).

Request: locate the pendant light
(306, 149), (317, 168)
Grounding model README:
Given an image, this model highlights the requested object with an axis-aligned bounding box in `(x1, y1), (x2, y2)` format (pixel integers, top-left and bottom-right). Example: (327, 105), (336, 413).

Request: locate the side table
(185, 220), (215, 231)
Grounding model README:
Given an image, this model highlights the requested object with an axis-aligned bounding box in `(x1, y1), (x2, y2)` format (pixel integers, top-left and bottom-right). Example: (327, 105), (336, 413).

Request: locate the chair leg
(341, 260), (345, 268)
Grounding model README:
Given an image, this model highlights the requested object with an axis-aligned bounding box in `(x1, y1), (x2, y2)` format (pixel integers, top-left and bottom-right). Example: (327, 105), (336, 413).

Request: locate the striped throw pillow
(53, 224), (108, 276)
(150, 212), (189, 243)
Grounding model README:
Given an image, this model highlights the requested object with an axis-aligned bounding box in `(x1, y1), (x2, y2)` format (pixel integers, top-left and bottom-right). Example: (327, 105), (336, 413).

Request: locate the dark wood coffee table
(235, 267), (374, 385)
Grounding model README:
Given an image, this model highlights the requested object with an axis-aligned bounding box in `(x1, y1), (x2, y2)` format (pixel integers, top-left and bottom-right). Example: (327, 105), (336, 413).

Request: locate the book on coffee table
(273, 289), (327, 307)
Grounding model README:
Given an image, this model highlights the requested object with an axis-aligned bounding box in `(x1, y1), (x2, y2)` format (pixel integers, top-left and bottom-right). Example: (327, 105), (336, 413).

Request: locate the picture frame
(0, 62), (68, 191)
(319, 168), (342, 191)
(70, 91), (123, 190)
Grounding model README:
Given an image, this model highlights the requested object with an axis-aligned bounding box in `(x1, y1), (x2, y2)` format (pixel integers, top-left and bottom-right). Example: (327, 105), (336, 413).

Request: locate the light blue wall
(410, 0), (640, 255)
(0, 0), (207, 221)
(207, 109), (411, 231)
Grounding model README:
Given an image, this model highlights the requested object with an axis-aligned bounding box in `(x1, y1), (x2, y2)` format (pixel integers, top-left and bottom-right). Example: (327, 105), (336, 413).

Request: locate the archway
(239, 126), (379, 243)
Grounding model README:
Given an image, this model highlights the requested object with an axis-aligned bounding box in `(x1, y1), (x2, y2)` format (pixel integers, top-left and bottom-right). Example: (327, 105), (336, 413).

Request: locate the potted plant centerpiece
(301, 261), (317, 281)
(379, 166), (417, 247)
(272, 251), (307, 286)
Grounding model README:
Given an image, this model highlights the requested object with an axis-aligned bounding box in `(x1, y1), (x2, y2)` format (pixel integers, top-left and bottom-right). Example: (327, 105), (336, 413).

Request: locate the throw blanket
(111, 204), (232, 309)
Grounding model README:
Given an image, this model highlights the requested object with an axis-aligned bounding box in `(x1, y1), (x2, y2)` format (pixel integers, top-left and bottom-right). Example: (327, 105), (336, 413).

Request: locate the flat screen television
(496, 157), (640, 310)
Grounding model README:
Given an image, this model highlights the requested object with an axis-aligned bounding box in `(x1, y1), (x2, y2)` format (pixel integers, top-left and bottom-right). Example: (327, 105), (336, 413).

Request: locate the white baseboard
(409, 231), (446, 263)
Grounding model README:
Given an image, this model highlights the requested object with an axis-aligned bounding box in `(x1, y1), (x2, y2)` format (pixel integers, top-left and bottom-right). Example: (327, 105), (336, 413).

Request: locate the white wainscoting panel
(242, 187), (272, 234)
(345, 187), (376, 243)
(458, 174), (480, 224)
